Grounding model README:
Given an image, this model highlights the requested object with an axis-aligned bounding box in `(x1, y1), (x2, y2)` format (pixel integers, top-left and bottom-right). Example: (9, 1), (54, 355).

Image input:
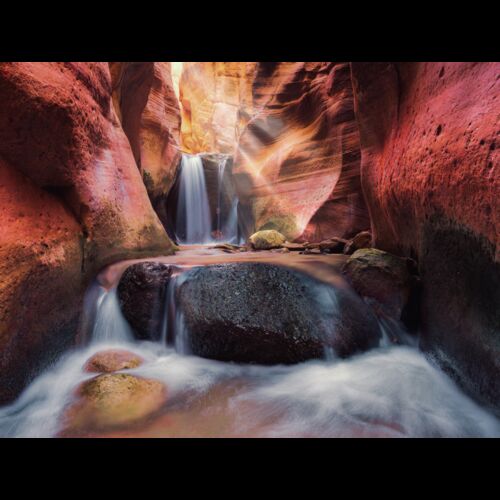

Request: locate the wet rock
(342, 248), (418, 321)
(302, 248), (322, 255)
(248, 230), (286, 250)
(84, 349), (144, 373)
(304, 242), (320, 250)
(212, 243), (241, 251)
(271, 247), (290, 254)
(176, 262), (381, 364)
(319, 237), (348, 254)
(64, 373), (167, 433)
(282, 242), (306, 251)
(117, 262), (173, 340)
(343, 231), (372, 255)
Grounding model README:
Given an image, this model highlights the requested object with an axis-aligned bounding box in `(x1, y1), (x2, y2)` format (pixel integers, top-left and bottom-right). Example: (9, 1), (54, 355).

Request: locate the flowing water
(175, 153), (240, 245)
(215, 157), (240, 244)
(176, 154), (213, 244)
(0, 251), (499, 438)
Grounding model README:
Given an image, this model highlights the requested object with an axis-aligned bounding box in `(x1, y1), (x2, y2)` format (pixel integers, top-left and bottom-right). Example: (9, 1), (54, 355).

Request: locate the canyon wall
(233, 62), (369, 241)
(0, 62), (175, 403)
(179, 62), (256, 154)
(109, 62), (181, 226)
(351, 62), (499, 411)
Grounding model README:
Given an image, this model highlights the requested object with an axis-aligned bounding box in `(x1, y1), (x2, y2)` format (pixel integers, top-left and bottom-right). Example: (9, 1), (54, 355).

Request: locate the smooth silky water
(0, 253), (499, 438)
(176, 154), (213, 244)
(176, 153), (241, 245)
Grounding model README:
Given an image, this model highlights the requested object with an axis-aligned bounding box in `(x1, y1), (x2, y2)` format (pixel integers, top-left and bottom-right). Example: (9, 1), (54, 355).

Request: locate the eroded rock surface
(351, 62), (500, 410)
(0, 62), (174, 403)
(233, 62), (369, 242)
(109, 62), (181, 206)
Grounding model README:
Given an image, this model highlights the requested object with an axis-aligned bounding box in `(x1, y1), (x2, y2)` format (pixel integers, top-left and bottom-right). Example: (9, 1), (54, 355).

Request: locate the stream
(0, 247), (499, 438)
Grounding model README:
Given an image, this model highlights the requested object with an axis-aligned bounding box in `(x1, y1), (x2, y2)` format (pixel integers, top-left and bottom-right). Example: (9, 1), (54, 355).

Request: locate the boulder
(64, 373), (166, 433)
(117, 262), (173, 340)
(342, 248), (418, 321)
(248, 230), (286, 250)
(175, 262), (381, 364)
(84, 349), (144, 373)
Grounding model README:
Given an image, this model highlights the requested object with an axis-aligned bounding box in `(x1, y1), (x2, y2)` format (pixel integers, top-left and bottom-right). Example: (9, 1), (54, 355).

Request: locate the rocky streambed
(0, 245), (498, 438)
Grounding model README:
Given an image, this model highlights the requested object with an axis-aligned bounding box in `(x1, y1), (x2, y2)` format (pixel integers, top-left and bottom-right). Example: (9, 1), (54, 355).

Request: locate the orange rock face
(233, 62), (369, 241)
(178, 62), (256, 154)
(0, 62), (174, 403)
(351, 62), (500, 409)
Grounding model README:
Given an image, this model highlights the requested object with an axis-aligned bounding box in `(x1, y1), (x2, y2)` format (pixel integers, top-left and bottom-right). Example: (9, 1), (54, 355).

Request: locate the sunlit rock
(178, 62), (256, 154)
(248, 230), (286, 250)
(233, 62), (369, 242)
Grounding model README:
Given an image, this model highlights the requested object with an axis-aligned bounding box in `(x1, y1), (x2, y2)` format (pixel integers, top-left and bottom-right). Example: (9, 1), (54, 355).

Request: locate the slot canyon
(0, 61), (498, 438)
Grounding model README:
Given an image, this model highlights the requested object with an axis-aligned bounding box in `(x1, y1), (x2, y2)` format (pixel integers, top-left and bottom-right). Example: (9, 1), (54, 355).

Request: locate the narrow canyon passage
(0, 61), (498, 438)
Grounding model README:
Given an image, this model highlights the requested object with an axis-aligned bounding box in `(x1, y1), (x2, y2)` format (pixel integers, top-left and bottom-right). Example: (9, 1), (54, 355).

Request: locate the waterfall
(91, 286), (134, 343)
(176, 154), (212, 244)
(215, 156), (240, 244)
(216, 157), (227, 237)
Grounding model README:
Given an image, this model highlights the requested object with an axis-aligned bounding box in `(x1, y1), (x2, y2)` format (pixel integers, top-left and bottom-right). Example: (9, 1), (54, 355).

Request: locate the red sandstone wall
(0, 62), (174, 402)
(351, 62), (500, 409)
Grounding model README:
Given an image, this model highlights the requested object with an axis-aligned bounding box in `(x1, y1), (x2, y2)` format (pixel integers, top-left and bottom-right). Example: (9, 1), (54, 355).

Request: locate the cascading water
(0, 259), (499, 438)
(176, 154), (212, 244)
(215, 156), (241, 244)
(174, 153), (241, 245)
(216, 157), (227, 237)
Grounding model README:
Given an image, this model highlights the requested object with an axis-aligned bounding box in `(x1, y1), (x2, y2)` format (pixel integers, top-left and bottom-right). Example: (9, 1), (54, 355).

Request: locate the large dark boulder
(117, 262), (173, 340)
(175, 262), (381, 364)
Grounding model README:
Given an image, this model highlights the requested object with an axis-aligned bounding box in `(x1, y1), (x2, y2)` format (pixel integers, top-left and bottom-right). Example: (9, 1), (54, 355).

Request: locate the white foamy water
(176, 154), (213, 244)
(0, 274), (498, 438)
(90, 287), (134, 344)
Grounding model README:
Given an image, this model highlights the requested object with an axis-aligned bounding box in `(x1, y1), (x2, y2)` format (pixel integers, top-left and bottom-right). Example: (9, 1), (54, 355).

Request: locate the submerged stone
(175, 262), (381, 364)
(63, 373), (167, 433)
(84, 349), (144, 373)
